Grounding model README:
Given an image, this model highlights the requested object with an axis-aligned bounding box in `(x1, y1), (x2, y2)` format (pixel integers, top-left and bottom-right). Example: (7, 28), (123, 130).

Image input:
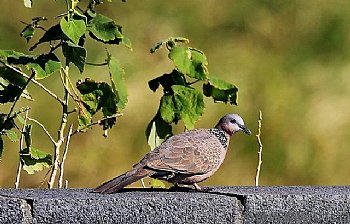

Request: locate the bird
(93, 114), (251, 194)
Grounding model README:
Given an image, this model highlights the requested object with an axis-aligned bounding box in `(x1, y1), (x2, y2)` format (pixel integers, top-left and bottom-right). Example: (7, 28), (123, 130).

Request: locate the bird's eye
(230, 119), (236, 124)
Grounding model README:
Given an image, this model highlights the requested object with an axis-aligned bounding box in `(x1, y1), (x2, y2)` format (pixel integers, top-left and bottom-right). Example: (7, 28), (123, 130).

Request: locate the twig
(85, 61), (108, 66)
(71, 113), (123, 136)
(58, 125), (73, 188)
(255, 110), (263, 186)
(15, 108), (29, 189)
(38, 169), (51, 188)
(141, 178), (146, 188)
(2, 63), (65, 105)
(7, 72), (34, 120)
(27, 117), (56, 145)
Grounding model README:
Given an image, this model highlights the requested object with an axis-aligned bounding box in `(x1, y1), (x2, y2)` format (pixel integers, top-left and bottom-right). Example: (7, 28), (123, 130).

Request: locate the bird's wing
(145, 130), (224, 175)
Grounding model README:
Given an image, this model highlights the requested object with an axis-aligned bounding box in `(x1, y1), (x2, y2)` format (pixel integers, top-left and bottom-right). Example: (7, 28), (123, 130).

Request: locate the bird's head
(215, 114), (251, 136)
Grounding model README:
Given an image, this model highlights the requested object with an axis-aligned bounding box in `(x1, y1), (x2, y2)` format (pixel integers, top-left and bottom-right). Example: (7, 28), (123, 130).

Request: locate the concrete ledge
(1, 186), (350, 223)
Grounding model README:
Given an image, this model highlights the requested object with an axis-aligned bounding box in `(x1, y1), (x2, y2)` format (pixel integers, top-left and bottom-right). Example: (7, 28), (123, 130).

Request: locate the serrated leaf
(21, 147), (52, 174)
(168, 46), (191, 75)
(62, 42), (86, 73)
(150, 179), (166, 188)
(5, 130), (18, 142)
(87, 13), (127, 46)
(159, 95), (175, 123)
(171, 85), (204, 130)
(168, 46), (208, 80)
(146, 115), (173, 150)
(60, 16), (86, 45)
(77, 79), (118, 130)
(203, 76), (238, 105)
(24, 0), (32, 8)
(108, 56), (128, 111)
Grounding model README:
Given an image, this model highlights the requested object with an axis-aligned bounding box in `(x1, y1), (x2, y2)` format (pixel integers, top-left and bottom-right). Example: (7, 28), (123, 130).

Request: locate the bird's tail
(93, 167), (154, 194)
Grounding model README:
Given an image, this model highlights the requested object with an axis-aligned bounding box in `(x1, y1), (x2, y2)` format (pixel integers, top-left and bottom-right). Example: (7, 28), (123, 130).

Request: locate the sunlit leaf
(26, 53), (61, 79)
(108, 56), (128, 111)
(159, 95), (176, 123)
(203, 75), (238, 105)
(60, 16), (86, 45)
(87, 14), (122, 42)
(21, 147), (52, 174)
(172, 85), (204, 130)
(20, 24), (35, 42)
(150, 179), (166, 188)
(146, 115), (172, 150)
(5, 130), (18, 142)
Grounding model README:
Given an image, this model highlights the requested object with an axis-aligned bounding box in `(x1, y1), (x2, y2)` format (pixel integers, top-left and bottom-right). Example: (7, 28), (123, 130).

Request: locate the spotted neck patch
(209, 128), (228, 149)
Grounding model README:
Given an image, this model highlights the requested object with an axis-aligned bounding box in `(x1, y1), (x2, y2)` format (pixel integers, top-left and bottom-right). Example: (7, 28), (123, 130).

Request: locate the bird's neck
(209, 128), (230, 149)
(215, 123), (234, 138)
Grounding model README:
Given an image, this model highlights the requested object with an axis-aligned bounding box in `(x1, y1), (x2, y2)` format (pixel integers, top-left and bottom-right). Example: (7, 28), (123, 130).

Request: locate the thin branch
(2, 63), (64, 105)
(71, 113), (124, 136)
(58, 124), (73, 188)
(15, 108), (29, 189)
(255, 110), (263, 186)
(7, 72), (35, 119)
(38, 169), (51, 188)
(48, 63), (70, 189)
(27, 117), (56, 145)
(85, 61), (108, 66)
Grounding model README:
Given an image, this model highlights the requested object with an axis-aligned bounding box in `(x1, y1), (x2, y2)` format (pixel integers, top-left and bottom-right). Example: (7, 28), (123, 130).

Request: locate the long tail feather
(93, 168), (154, 194)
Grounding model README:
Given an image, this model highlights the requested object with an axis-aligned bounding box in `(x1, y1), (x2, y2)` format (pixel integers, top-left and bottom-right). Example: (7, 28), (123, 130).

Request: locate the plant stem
(255, 110), (263, 186)
(48, 64), (70, 189)
(58, 124), (73, 188)
(2, 63), (64, 105)
(27, 117), (56, 145)
(15, 108), (29, 189)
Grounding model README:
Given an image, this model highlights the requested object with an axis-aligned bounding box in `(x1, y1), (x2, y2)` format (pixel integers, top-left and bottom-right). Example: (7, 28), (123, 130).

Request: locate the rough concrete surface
(0, 186), (350, 223)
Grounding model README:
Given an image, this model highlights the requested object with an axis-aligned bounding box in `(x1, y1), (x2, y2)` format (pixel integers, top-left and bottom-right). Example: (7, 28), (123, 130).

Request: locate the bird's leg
(193, 183), (202, 191)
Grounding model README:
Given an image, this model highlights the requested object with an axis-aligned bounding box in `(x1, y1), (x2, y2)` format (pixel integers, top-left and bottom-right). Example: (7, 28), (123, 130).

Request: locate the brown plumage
(94, 114), (251, 194)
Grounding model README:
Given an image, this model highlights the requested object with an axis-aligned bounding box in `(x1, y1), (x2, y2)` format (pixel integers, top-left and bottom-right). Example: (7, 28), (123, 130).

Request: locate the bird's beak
(238, 124), (251, 135)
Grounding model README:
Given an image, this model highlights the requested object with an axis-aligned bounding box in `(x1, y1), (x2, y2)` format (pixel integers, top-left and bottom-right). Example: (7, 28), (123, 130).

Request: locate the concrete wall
(1, 186), (350, 223)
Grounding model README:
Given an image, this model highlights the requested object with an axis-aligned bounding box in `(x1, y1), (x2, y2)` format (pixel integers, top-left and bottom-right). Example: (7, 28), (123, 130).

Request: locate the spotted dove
(94, 114), (251, 194)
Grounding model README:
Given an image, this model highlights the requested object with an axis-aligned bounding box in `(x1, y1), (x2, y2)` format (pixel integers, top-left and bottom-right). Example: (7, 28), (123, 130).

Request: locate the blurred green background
(1, 0), (350, 188)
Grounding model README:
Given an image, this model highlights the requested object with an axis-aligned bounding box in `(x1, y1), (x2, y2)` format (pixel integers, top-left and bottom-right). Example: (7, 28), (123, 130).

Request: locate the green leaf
(0, 50), (32, 61)
(5, 130), (18, 142)
(172, 85), (204, 130)
(62, 42), (86, 73)
(168, 46), (191, 75)
(146, 115), (173, 150)
(108, 56), (128, 111)
(76, 79), (118, 130)
(203, 76), (238, 105)
(20, 24), (35, 42)
(168, 46), (208, 80)
(60, 16), (86, 45)
(0, 66), (26, 86)
(87, 13), (128, 46)
(0, 135), (3, 159)
(149, 179), (166, 188)
(26, 53), (61, 79)
(159, 95), (176, 123)
(21, 147), (52, 174)
(77, 101), (92, 130)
